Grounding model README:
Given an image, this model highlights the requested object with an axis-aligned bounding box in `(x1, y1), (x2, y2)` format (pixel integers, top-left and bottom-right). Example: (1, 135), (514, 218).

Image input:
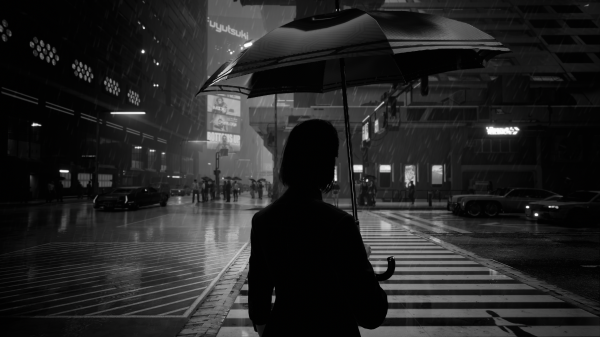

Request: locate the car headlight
(548, 205), (559, 209)
(93, 195), (98, 203)
(526, 205), (530, 209)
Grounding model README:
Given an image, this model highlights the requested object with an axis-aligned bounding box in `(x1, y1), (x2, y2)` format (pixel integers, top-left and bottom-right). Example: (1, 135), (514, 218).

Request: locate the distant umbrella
(249, 178), (257, 182)
(224, 176), (232, 180)
(257, 178), (267, 182)
(232, 177), (242, 181)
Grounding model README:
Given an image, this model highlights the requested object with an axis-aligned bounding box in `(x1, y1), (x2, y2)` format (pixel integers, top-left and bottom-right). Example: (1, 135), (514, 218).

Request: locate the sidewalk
(323, 198), (447, 210)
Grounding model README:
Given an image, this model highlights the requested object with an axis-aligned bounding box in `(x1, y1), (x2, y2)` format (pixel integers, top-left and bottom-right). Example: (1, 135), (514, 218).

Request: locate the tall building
(1, 0), (207, 201)
(241, 0), (600, 199)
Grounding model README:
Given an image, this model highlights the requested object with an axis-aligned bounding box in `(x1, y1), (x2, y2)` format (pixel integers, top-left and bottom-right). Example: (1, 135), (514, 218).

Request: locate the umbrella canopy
(232, 177), (242, 181)
(197, 8), (509, 98)
(201, 176), (213, 181)
(257, 178), (267, 183)
(249, 178), (257, 182)
(223, 176), (232, 180)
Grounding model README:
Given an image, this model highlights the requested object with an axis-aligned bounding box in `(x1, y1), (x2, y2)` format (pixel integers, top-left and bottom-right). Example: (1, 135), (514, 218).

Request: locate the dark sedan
(93, 186), (168, 210)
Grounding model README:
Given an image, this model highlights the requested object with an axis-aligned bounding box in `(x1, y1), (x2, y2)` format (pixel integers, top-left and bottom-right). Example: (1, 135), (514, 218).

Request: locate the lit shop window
(78, 173), (91, 188)
(59, 172), (72, 188)
(379, 164), (391, 188)
(30, 37), (59, 66)
(432, 165), (444, 186)
(72, 60), (93, 83)
(353, 164), (363, 182)
(160, 152), (167, 172)
(132, 146), (143, 169)
(334, 165), (338, 182)
(404, 165), (416, 188)
(1, 19), (12, 43)
(148, 149), (156, 169)
(104, 77), (120, 96)
(128, 89), (140, 106)
(99, 174), (112, 188)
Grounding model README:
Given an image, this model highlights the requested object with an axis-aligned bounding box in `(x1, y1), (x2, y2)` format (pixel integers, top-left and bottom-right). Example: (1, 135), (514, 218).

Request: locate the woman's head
(279, 119), (339, 192)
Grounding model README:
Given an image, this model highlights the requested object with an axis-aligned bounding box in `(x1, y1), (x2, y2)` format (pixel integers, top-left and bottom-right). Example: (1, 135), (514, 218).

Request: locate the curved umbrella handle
(375, 256), (395, 282)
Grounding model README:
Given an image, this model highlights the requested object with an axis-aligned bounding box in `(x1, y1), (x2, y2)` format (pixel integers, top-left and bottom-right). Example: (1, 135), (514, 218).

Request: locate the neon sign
(207, 18), (249, 40)
(486, 126), (520, 135)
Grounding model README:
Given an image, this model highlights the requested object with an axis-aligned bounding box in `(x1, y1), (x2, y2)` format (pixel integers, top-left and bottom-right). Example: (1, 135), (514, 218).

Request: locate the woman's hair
(279, 119), (339, 192)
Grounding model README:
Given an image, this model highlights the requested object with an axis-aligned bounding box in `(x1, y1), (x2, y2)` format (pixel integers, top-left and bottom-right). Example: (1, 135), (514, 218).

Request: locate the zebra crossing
(215, 212), (600, 336)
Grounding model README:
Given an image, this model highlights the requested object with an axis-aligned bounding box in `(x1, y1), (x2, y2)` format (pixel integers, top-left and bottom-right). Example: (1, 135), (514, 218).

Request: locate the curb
(368, 211), (600, 317)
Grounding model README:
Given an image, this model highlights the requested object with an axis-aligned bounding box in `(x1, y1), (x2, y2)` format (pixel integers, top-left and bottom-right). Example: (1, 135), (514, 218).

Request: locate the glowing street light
(110, 111), (145, 115)
(243, 41), (253, 48)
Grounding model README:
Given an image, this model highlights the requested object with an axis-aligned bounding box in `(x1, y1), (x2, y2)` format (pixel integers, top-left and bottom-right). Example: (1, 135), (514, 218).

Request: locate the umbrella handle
(375, 256), (395, 281)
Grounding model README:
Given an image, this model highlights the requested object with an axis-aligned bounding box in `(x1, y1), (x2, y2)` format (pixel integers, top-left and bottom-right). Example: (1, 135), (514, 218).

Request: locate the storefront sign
(486, 126), (519, 135)
(208, 18), (249, 40)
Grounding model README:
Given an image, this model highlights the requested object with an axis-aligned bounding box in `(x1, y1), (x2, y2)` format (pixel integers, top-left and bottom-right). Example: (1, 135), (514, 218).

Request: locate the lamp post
(94, 111), (145, 195)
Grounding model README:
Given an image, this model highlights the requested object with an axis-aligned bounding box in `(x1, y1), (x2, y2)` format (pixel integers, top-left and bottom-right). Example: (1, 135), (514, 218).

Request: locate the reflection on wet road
(0, 195), (265, 336)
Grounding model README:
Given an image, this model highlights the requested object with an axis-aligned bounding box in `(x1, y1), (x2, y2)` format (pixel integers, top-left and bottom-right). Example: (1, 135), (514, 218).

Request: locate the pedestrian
(202, 180), (208, 202)
(55, 179), (64, 202)
(359, 180), (368, 206)
(368, 180), (377, 206)
(87, 180), (93, 199)
(248, 119), (387, 337)
(210, 182), (215, 200)
(332, 181), (340, 207)
(46, 181), (55, 203)
(251, 181), (256, 199)
(257, 181), (263, 199)
(408, 181), (415, 205)
(226, 180), (231, 202)
(192, 179), (200, 204)
(233, 181), (239, 201)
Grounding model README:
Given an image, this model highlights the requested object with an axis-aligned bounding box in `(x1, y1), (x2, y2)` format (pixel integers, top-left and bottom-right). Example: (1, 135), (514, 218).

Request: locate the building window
(474, 139), (515, 153)
(160, 152), (167, 172)
(59, 172), (71, 188)
(171, 154), (181, 173)
(99, 174), (112, 188)
(147, 149), (156, 170)
(379, 164), (391, 188)
(353, 164), (363, 182)
(78, 173), (92, 188)
(132, 146), (143, 169)
(7, 118), (41, 160)
(404, 165), (416, 188)
(431, 165), (443, 186)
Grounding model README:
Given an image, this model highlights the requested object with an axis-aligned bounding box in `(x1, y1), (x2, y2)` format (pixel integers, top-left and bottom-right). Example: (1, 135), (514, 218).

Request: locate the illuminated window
(160, 152), (167, 172)
(353, 164), (363, 182)
(30, 37), (59, 66)
(72, 60), (94, 83)
(128, 89), (140, 106)
(59, 172), (71, 188)
(1, 19), (12, 43)
(404, 165), (416, 188)
(334, 165), (338, 182)
(99, 174), (112, 188)
(380, 164), (391, 188)
(78, 173), (92, 188)
(432, 165), (444, 185)
(132, 146), (143, 169)
(147, 149), (156, 169)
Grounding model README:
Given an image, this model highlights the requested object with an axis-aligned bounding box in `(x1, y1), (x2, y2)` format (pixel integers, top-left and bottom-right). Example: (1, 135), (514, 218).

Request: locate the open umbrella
(249, 178), (257, 182)
(197, 6), (508, 281)
(232, 177), (242, 181)
(223, 176), (232, 180)
(257, 178), (267, 183)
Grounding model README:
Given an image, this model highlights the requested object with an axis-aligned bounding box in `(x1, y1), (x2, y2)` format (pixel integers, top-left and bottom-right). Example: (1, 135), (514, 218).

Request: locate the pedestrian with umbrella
(250, 180), (256, 199)
(197, 5), (508, 336)
(246, 119), (388, 336)
(257, 179), (265, 200)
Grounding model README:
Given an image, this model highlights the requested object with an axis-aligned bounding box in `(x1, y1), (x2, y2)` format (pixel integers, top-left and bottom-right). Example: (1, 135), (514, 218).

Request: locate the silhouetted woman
(248, 119), (388, 337)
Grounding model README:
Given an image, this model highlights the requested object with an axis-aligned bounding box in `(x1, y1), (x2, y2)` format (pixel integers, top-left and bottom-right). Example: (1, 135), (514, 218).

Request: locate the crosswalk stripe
(216, 211), (600, 336)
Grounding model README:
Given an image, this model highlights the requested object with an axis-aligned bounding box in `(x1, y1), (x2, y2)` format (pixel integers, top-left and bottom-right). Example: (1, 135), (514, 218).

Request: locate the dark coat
(249, 187), (388, 337)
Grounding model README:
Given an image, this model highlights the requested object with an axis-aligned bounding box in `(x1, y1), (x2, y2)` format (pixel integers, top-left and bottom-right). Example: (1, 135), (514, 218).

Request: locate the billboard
(207, 131), (241, 152)
(208, 112), (241, 134)
(207, 94), (241, 117)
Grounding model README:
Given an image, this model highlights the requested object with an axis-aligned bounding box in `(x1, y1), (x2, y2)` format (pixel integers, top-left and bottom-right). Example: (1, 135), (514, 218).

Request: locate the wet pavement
(217, 212), (600, 337)
(1, 198), (599, 336)
(0, 194), (266, 337)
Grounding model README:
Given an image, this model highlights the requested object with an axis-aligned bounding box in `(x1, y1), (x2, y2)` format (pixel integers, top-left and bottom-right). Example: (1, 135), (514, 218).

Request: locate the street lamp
(94, 111), (145, 195)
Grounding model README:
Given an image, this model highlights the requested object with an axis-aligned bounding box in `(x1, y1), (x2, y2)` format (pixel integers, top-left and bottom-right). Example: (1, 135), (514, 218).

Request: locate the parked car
(448, 189), (507, 214)
(456, 188), (558, 217)
(527, 191), (600, 224)
(170, 186), (191, 196)
(525, 194), (563, 221)
(93, 186), (169, 210)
